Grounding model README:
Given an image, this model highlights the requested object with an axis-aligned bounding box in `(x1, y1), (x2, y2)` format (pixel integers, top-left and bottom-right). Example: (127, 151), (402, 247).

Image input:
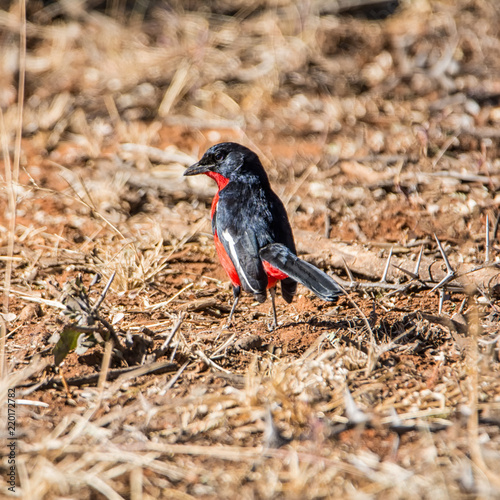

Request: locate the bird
(184, 142), (343, 328)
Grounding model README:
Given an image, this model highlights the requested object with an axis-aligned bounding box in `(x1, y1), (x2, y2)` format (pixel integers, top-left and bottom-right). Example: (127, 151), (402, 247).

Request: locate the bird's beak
(184, 161), (212, 176)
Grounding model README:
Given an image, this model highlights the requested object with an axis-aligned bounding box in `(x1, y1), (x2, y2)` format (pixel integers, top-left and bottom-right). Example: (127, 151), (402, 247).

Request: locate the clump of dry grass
(90, 221), (168, 293)
(0, 0), (495, 155)
(3, 324), (500, 498)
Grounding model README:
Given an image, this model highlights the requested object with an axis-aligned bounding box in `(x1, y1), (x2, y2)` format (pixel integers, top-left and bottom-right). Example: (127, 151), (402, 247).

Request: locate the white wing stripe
(221, 229), (259, 294)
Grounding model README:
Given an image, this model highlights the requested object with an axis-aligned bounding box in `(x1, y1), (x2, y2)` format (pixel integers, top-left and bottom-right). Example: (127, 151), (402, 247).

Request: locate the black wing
(215, 187), (268, 297)
(259, 243), (343, 301)
(216, 181), (298, 300)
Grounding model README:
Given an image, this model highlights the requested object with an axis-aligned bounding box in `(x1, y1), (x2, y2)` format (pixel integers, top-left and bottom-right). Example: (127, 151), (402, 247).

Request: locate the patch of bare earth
(2, 0), (500, 498)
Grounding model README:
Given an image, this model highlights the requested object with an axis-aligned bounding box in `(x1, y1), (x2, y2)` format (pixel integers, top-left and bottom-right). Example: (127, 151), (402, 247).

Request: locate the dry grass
(1, 0), (500, 498)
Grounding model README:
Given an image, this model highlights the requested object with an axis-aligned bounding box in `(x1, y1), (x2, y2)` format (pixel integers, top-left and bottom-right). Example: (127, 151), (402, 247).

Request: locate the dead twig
(429, 234), (456, 293)
(485, 214), (491, 263)
(161, 361), (190, 393)
(120, 143), (195, 165)
(379, 247), (393, 284)
(19, 359), (179, 389)
(195, 349), (232, 374)
(418, 312), (468, 335)
(153, 313), (185, 361)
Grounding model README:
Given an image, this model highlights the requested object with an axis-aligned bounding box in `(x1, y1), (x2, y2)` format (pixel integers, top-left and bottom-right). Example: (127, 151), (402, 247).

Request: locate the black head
(184, 142), (269, 185)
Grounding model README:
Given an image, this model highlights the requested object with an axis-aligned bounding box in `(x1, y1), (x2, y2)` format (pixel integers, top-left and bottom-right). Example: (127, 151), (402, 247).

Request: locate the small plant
(51, 273), (123, 365)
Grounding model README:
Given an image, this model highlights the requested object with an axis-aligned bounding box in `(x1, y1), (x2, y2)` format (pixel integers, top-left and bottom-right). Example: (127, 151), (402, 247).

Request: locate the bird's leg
(225, 285), (241, 327)
(269, 287), (278, 330)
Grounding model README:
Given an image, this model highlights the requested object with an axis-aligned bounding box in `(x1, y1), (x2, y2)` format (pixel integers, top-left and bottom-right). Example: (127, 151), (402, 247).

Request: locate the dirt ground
(2, 0), (500, 498)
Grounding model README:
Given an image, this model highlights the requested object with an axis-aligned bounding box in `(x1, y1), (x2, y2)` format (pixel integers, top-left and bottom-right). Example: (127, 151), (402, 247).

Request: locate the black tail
(260, 243), (344, 302)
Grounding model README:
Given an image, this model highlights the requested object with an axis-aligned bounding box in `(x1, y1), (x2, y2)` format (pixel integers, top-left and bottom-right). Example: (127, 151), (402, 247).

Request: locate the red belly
(214, 232), (241, 287)
(214, 231), (288, 290)
(262, 260), (288, 289)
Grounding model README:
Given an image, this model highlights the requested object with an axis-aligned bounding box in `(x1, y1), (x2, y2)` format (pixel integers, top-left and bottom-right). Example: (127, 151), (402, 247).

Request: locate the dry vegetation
(2, 0), (500, 498)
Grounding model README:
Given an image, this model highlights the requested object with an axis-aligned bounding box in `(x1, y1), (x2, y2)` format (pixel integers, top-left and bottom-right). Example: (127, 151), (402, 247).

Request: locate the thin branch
(146, 283), (194, 311)
(19, 360), (179, 390)
(493, 211), (500, 245)
(438, 289), (445, 315)
(380, 247), (393, 284)
(162, 361), (190, 393)
(429, 234), (456, 293)
(342, 257), (357, 288)
(195, 349), (232, 374)
(93, 272), (116, 312)
(485, 214), (491, 263)
(414, 246), (424, 277)
(153, 314), (185, 361)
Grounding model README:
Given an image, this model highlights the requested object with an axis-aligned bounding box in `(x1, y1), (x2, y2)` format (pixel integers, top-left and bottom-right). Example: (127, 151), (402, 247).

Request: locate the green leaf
(52, 326), (86, 366)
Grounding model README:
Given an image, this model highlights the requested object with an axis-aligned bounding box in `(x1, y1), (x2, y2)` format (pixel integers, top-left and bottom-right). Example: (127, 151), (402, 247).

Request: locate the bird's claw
(267, 320), (278, 331)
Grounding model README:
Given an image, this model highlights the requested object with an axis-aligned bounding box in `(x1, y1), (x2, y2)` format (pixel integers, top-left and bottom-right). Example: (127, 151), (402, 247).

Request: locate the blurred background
(2, 0), (499, 248)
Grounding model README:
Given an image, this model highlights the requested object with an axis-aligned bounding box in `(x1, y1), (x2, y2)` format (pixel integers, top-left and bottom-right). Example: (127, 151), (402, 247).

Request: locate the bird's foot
(222, 317), (234, 330)
(267, 319), (278, 332)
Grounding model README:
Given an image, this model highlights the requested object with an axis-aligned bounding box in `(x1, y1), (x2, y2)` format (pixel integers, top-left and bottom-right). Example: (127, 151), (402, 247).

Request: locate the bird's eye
(214, 151), (225, 162)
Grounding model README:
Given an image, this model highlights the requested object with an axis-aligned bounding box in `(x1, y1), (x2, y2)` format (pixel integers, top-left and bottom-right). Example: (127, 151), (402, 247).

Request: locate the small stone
(18, 303), (42, 323)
